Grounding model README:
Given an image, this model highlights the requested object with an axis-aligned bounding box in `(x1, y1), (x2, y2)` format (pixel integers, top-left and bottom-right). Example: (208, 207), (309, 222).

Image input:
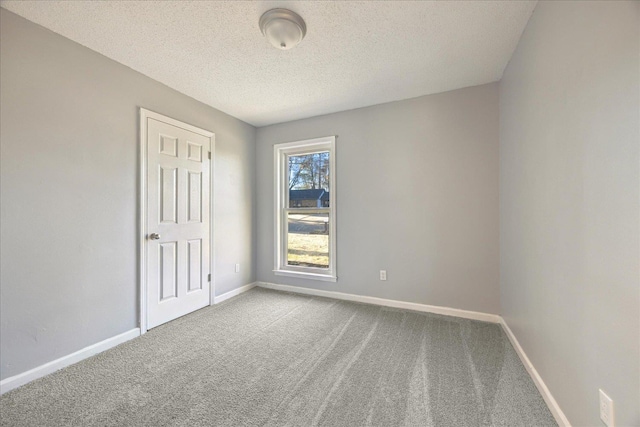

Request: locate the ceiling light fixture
(259, 8), (306, 50)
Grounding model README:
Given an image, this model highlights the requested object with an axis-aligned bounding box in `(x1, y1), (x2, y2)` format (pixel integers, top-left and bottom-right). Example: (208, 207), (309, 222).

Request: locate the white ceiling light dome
(259, 8), (307, 50)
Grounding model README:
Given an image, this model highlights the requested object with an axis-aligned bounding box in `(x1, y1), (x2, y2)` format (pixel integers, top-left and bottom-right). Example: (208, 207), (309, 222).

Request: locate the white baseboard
(500, 319), (571, 427)
(0, 328), (140, 395)
(257, 282), (501, 323)
(213, 282), (257, 304)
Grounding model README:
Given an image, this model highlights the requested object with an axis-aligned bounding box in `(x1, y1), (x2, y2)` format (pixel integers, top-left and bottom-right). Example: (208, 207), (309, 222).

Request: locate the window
(274, 136), (336, 281)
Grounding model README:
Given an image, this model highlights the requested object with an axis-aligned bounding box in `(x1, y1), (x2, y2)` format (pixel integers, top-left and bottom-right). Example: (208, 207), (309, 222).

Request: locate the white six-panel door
(143, 113), (212, 330)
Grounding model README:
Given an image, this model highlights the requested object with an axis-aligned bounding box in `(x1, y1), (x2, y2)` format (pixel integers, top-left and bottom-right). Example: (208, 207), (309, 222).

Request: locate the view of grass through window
(287, 152), (330, 268)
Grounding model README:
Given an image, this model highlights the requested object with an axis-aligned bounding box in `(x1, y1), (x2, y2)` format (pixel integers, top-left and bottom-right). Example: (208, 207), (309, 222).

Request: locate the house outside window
(274, 136), (336, 282)
(289, 189), (329, 208)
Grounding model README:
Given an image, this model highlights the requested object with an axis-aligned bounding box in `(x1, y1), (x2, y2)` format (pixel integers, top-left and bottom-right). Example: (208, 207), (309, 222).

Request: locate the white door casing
(140, 109), (214, 332)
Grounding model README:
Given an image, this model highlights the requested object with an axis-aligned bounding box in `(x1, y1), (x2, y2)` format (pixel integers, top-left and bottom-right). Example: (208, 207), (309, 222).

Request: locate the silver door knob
(149, 233), (161, 240)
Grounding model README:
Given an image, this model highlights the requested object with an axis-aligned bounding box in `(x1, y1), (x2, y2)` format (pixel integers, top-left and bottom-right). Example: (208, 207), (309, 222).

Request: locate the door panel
(187, 171), (202, 223)
(159, 241), (178, 301)
(146, 117), (211, 329)
(160, 167), (178, 224)
(187, 239), (202, 292)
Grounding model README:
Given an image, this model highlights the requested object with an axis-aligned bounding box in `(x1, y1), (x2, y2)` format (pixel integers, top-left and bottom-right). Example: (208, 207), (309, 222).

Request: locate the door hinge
(208, 273), (211, 282)
(208, 151), (211, 160)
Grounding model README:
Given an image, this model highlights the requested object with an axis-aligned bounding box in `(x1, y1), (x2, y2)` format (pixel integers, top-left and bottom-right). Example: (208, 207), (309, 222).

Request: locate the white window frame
(274, 136), (337, 282)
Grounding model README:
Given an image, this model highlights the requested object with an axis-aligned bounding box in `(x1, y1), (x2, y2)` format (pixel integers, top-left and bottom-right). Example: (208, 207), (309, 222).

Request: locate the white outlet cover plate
(599, 389), (614, 427)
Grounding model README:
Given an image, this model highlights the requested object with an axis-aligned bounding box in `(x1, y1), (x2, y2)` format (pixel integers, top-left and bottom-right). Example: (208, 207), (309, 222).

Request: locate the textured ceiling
(1, 1), (536, 127)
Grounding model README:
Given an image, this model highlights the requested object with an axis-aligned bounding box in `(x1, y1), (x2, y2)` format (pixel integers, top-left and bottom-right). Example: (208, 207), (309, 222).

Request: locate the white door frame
(139, 108), (215, 334)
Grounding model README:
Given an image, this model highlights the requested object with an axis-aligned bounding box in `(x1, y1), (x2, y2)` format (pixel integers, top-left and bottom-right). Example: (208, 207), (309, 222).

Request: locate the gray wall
(0, 9), (256, 380)
(499, 1), (639, 426)
(256, 83), (500, 314)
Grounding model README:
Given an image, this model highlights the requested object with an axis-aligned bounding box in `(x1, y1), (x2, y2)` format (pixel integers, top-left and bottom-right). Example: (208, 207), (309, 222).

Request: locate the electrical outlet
(379, 270), (387, 281)
(599, 389), (614, 427)
(235, 263), (240, 273)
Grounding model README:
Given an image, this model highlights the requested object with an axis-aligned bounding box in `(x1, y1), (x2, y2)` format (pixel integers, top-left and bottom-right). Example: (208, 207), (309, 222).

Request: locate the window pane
(287, 212), (329, 268)
(288, 152), (330, 208)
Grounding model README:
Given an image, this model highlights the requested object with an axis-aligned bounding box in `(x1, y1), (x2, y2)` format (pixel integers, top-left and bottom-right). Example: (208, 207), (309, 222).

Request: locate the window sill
(273, 269), (337, 282)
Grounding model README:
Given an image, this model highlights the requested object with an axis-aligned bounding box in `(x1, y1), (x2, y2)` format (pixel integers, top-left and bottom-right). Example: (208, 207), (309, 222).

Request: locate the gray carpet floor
(0, 287), (556, 426)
